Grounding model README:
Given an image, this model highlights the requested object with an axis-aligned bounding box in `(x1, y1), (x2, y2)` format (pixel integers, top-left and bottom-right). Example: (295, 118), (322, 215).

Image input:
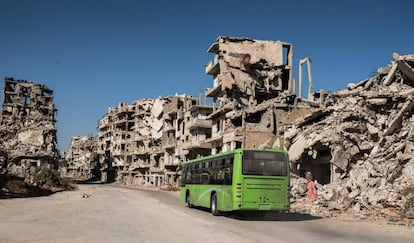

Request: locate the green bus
(179, 147), (290, 216)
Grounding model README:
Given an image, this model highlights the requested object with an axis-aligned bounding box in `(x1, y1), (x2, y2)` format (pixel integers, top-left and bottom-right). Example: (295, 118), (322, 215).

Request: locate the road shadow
(191, 206), (322, 221)
(227, 211), (322, 221)
(71, 178), (107, 185)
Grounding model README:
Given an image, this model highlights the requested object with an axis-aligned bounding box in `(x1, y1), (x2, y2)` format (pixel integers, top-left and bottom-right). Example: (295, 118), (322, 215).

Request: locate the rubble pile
(287, 54), (414, 221)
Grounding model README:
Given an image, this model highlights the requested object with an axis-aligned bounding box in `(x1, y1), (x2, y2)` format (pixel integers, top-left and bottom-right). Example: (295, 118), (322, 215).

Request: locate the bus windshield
(242, 150), (287, 176)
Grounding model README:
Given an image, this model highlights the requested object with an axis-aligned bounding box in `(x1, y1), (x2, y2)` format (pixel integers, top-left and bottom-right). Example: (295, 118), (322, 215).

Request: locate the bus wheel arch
(210, 192), (220, 216)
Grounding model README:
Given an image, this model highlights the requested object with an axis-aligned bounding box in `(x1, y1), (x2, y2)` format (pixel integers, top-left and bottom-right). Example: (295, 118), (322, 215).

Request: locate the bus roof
(181, 147), (287, 165)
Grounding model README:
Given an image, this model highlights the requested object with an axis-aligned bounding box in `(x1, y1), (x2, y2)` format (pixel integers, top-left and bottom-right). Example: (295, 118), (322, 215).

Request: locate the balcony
(205, 84), (222, 98)
(182, 139), (212, 150)
(187, 118), (212, 130)
(164, 159), (181, 167)
(204, 131), (223, 143)
(205, 61), (220, 75)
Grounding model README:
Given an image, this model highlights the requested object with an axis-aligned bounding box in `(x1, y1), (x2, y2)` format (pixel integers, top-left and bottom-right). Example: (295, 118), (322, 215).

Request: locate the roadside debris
(288, 53), (414, 223)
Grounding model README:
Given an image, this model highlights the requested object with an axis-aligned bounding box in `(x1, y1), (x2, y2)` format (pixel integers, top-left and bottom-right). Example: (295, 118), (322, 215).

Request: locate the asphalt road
(0, 184), (412, 243)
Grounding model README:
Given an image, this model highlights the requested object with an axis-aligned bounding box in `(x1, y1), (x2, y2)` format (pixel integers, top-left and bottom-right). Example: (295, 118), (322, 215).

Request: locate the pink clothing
(306, 180), (317, 202)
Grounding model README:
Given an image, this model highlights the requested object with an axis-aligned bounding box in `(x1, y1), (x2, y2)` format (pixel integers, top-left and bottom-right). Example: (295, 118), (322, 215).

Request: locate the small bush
(4, 176), (53, 197)
(34, 167), (61, 188)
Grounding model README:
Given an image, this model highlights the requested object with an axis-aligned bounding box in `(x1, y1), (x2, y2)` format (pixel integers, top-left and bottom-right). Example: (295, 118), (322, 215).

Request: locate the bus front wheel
(186, 192), (192, 208)
(211, 193), (220, 216)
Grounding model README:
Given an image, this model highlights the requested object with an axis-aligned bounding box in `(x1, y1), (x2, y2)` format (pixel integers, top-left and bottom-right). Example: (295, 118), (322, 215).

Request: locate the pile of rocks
(287, 54), (414, 223)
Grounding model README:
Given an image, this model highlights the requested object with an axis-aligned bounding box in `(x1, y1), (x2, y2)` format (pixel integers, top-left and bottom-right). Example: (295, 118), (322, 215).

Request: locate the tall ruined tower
(204, 37), (296, 154)
(0, 77), (59, 181)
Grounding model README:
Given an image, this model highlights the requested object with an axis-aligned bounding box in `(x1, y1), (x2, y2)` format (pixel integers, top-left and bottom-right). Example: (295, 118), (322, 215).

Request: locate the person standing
(305, 172), (317, 202)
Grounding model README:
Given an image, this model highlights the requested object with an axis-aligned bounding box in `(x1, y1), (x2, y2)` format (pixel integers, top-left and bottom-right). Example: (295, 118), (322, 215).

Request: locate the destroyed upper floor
(0, 77), (59, 182)
(205, 36), (293, 107)
(1, 77), (56, 125)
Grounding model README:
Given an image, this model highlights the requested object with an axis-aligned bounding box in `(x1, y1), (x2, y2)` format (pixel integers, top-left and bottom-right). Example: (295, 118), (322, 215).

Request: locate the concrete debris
(61, 36), (413, 223)
(288, 53), (414, 221)
(0, 77), (59, 185)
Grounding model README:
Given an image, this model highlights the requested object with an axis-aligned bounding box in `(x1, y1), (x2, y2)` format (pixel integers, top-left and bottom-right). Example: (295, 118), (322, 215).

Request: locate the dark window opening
(282, 45), (290, 66)
(231, 116), (242, 127)
(235, 141), (242, 149)
(297, 147), (332, 185)
(245, 111), (265, 123)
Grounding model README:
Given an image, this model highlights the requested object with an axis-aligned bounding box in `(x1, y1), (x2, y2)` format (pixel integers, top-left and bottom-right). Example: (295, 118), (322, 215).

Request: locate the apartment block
(95, 95), (212, 186)
(64, 134), (97, 179)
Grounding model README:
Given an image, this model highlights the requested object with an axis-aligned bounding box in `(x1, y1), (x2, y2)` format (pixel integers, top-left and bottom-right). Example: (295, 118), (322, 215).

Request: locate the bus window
(224, 167), (232, 185)
(217, 167), (224, 184)
(201, 173), (210, 184)
(243, 150), (287, 176)
(180, 166), (186, 186)
(225, 157), (233, 165)
(186, 171), (192, 184)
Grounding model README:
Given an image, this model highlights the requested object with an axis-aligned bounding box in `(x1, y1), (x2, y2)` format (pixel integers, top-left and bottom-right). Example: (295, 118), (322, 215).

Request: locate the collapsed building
(204, 36), (311, 152)
(0, 77), (59, 184)
(288, 53), (414, 220)
(63, 134), (97, 179)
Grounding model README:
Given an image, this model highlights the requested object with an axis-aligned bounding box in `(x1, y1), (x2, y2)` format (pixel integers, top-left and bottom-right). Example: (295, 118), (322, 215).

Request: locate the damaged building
(204, 36), (311, 153)
(63, 36), (413, 221)
(63, 134), (98, 179)
(71, 36), (314, 186)
(95, 95), (212, 186)
(288, 53), (414, 220)
(0, 77), (59, 183)
(85, 36), (306, 186)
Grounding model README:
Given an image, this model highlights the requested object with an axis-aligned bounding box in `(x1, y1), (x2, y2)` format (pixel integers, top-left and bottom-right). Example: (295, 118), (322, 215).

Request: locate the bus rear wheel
(186, 192), (192, 208)
(211, 193), (220, 216)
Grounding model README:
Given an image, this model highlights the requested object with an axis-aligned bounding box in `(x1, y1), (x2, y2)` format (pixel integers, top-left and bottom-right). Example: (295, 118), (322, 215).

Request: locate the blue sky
(0, 0), (413, 151)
